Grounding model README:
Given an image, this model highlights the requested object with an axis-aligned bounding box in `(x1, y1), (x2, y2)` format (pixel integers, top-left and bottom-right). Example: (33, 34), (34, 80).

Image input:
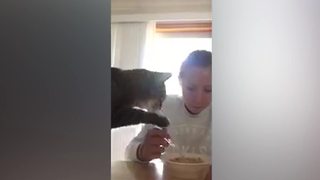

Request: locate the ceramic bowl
(161, 152), (211, 180)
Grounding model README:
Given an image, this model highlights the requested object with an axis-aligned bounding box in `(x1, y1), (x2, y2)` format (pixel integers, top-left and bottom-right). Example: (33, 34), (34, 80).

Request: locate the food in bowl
(169, 156), (204, 163)
(162, 153), (211, 180)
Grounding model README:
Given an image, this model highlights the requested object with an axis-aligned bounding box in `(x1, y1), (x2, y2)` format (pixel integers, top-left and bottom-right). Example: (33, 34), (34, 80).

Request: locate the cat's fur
(111, 67), (172, 128)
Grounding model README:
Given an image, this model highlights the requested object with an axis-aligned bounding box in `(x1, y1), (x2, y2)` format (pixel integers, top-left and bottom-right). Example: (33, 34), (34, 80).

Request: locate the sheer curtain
(111, 22), (149, 69)
(111, 22), (154, 161)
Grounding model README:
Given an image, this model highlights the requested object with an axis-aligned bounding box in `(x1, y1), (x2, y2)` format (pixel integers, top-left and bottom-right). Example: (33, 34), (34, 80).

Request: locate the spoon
(154, 125), (184, 157)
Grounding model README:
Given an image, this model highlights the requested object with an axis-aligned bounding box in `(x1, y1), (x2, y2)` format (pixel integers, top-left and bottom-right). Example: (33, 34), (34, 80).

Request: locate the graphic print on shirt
(167, 124), (211, 155)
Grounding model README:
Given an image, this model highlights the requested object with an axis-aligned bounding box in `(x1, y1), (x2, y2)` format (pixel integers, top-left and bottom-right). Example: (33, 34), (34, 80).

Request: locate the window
(142, 21), (212, 95)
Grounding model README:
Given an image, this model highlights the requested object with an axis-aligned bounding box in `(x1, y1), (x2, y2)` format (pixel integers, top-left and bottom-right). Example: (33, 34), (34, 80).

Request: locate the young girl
(125, 50), (212, 162)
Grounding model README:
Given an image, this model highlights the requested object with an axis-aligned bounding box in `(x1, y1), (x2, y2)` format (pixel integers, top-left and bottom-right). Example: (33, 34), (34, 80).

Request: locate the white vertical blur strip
(212, 0), (320, 180)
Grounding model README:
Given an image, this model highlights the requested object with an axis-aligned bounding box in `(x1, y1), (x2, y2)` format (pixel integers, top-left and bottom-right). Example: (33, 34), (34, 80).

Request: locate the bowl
(161, 152), (211, 180)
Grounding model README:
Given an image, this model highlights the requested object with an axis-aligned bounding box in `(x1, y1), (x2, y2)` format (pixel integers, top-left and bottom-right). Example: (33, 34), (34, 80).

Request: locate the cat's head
(123, 69), (172, 112)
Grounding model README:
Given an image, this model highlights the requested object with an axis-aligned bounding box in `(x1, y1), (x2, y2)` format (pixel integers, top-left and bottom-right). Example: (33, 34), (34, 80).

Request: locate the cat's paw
(145, 113), (170, 127)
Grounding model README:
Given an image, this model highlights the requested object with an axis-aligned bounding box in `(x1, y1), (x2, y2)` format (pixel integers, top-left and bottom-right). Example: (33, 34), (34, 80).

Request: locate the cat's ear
(157, 72), (172, 82)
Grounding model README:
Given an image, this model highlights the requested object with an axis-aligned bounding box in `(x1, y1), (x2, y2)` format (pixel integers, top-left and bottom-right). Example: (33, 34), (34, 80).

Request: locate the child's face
(180, 66), (212, 114)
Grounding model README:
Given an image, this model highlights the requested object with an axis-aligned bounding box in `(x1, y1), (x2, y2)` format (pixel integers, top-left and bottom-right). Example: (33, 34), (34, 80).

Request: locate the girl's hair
(179, 50), (212, 78)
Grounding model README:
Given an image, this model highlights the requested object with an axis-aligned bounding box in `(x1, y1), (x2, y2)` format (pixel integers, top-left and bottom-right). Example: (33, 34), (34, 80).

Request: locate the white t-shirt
(125, 95), (212, 161)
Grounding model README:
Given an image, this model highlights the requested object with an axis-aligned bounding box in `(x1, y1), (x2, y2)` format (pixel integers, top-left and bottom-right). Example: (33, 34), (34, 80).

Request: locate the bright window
(142, 21), (212, 95)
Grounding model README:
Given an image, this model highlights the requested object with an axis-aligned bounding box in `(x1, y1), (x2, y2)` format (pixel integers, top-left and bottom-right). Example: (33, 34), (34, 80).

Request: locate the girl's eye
(204, 88), (212, 93)
(186, 86), (196, 91)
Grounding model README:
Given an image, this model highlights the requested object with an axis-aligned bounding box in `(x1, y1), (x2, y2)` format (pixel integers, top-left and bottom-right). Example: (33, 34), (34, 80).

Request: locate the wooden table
(111, 159), (211, 180)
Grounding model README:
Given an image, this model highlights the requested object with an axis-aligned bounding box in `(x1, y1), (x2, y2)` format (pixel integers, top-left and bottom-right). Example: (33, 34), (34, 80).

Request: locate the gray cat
(111, 67), (171, 128)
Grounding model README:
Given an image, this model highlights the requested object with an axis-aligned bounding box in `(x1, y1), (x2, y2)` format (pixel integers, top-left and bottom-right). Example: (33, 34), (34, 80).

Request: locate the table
(111, 159), (211, 180)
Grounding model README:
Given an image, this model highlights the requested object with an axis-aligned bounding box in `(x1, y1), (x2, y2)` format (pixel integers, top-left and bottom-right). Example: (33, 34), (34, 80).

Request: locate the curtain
(111, 22), (149, 69)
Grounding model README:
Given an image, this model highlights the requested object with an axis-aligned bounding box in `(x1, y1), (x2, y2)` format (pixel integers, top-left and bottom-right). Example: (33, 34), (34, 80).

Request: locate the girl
(125, 50), (212, 163)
